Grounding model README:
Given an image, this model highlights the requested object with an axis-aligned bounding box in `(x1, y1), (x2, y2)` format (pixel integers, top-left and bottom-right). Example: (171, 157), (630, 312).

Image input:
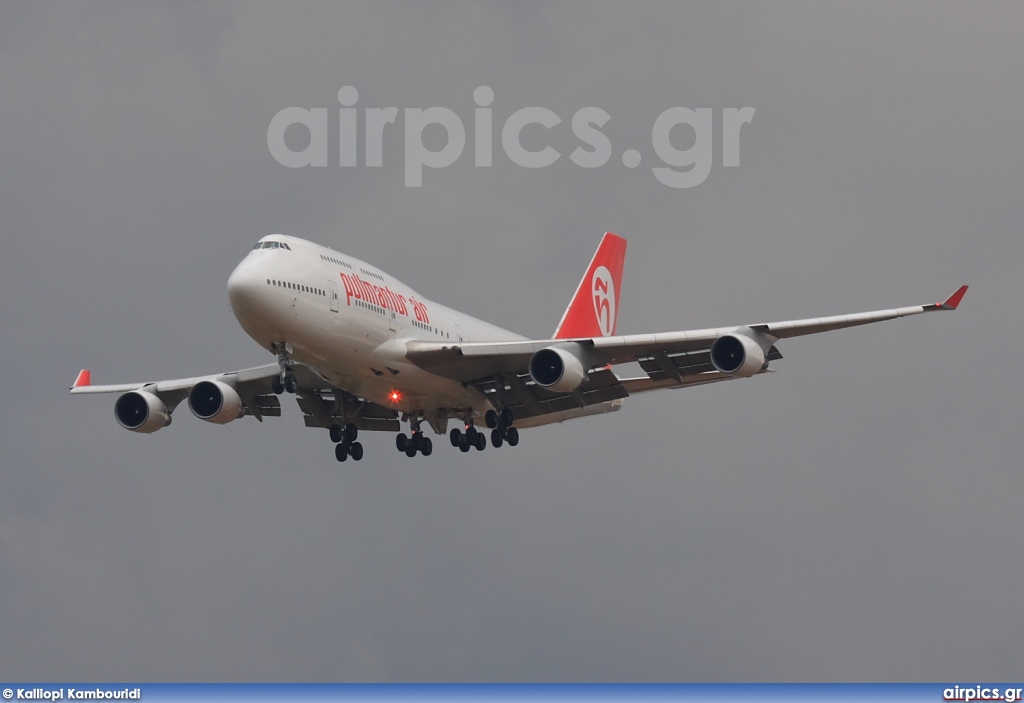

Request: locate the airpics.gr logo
(592, 265), (616, 337)
(267, 86), (754, 188)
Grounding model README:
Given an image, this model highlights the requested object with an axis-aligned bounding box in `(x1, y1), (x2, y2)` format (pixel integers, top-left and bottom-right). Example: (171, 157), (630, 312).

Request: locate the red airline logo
(592, 265), (616, 337)
(554, 232), (627, 339)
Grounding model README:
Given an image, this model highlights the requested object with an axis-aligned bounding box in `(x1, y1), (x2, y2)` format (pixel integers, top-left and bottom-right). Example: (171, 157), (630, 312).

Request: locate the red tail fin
(553, 232), (627, 339)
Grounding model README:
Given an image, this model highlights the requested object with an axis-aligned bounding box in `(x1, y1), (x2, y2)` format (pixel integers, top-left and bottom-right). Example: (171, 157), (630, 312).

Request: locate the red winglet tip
(941, 285), (968, 310)
(73, 369), (92, 388)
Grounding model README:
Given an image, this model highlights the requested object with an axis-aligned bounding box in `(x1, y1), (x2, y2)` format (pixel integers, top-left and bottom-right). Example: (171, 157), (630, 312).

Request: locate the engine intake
(529, 345), (587, 393)
(710, 333), (767, 378)
(114, 391), (171, 433)
(188, 380), (244, 424)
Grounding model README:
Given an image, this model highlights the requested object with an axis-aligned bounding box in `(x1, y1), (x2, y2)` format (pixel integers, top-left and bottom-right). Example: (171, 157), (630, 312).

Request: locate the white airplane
(70, 232), (967, 462)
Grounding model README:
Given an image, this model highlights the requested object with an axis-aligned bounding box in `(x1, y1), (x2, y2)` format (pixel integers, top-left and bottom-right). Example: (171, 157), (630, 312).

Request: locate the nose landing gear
(270, 343), (298, 394)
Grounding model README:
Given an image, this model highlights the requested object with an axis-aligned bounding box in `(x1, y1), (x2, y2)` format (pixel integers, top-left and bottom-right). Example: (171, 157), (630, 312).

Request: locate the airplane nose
(227, 266), (261, 315)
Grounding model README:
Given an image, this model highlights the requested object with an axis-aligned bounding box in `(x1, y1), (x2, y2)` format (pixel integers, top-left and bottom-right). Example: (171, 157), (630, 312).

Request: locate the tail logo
(592, 265), (616, 337)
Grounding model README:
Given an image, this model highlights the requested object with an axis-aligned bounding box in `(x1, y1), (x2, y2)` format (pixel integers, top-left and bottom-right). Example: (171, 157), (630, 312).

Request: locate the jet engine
(114, 391), (171, 433)
(188, 380), (245, 424)
(529, 344), (588, 393)
(709, 332), (767, 378)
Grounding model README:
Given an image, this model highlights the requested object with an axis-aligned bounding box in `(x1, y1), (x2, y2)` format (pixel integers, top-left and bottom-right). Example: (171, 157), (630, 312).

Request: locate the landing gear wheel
(349, 442), (363, 461)
(396, 433), (409, 452)
(284, 374), (298, 393)
(405, 445), (417, 458)
(505, 427), (519, 446)
(500, 408), (514, 427)
(466, 426), (479, 443)
(491, 428), (504, 448)
(335, 443), (348, 462)
(459, 439), (471, 453)
(330, 424), (343, 443)
(485, 410), (498, 429)
(271, 376), (285, 395)
(344, 423), (358, 442)
(449, 428), (461, 447)
(421, 437), (433, 456)
(411, 432), (423, 451)
(474, 432), (486, 451)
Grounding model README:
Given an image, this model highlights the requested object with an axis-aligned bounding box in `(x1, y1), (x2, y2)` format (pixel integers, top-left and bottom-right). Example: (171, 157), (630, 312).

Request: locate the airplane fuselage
(227, 234), (525, 422)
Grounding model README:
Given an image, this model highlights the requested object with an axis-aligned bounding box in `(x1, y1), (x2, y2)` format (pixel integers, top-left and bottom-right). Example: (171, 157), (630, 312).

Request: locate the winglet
(938, 284), (968, 310)
(71, 369), (92, 389)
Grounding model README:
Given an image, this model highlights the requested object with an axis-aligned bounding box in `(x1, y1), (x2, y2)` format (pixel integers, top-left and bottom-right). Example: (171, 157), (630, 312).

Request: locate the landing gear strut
(271, 343), (297, 394)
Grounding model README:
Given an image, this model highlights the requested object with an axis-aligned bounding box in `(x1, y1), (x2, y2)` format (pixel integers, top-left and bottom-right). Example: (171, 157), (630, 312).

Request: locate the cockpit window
(253, 240), (292, 250)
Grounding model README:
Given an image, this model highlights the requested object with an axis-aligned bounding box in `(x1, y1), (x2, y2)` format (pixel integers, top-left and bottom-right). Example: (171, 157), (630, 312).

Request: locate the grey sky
(1, 1), (1022, 681)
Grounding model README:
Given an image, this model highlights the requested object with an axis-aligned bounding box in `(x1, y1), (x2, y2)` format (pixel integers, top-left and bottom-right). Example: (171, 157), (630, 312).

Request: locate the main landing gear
(330, 422), (363, 462)
(482, 408), (519, 449)
(395, 415), (432, 457)
(450, 407), (519, 453)
(327, 408), (519, 462)
(395, 430), (432, 457)
(450, 423), (487, 452)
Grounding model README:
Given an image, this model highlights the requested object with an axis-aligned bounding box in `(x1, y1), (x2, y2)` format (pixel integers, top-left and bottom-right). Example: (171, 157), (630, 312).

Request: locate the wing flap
(470, 367), (628, 423)
(619, 369), (765, 395)
(295, 388), (400, 432)
(244, 394), (282, 419)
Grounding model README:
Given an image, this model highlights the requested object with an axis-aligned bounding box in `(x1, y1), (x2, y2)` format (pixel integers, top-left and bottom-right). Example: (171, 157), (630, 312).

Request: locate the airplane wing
(69, 363), (400, 431)
(404, 285), (968, 424)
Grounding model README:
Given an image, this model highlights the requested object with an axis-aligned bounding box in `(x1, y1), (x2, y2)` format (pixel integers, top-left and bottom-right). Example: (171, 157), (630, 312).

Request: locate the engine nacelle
(188, 380), (245, 424)
(114, 391), (171, 433)
(710, 333), (767, 378)
(529, 344), (587, 392)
